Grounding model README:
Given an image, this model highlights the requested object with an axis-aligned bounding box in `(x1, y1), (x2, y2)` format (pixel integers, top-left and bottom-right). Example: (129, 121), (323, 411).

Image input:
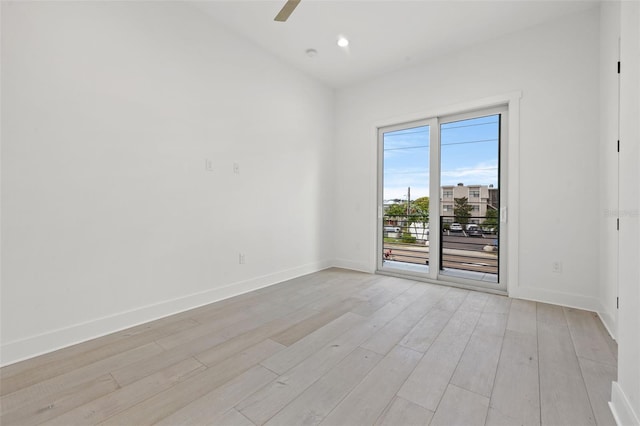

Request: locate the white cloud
(383, 167), (429, 200)
(441, 161), (498, 186)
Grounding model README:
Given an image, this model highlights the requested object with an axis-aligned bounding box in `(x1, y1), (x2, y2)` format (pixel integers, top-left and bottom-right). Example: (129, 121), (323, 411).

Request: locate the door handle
(500, 207), (507, 223)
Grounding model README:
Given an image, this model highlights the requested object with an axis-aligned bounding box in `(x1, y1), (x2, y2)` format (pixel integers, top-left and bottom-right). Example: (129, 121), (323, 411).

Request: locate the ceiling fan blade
(274, 0), (301, 22)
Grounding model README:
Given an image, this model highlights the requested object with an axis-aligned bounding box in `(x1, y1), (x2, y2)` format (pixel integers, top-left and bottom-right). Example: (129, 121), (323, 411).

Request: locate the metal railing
(382, 215), (498, 277)
(439, 216), (498, 276)
(382, 215), (430, 266)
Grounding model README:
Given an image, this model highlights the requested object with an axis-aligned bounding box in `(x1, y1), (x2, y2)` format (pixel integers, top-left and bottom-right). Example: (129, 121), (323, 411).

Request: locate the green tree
(413, 197), (429, 215)
(385, 203), (406, 217)
(482, 208), (498, 228)
(454, 197), (473, 226)
(386, 196), (429, 228)
(410, 196), (429, 224)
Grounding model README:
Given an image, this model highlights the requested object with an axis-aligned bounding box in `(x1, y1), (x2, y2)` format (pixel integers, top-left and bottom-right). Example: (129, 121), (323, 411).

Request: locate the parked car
(449, 223), (463, 232)
(466, 224), (483, 237)
(384, 226), (401, 233)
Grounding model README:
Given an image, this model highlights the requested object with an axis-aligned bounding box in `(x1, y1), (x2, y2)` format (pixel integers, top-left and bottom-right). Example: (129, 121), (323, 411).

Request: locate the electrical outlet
(233, 162), (240, 174)
(205, 159), (213, 171)
(239, 253), (245, 264)
(552, 261), (562, 273)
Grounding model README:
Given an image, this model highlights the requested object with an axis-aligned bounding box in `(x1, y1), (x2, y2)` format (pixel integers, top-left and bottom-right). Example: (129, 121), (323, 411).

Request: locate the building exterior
(440, 183), (498, 224)
(383, 183), (499, 225)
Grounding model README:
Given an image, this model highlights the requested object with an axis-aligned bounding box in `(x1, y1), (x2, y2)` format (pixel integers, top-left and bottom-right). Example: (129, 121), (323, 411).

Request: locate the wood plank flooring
(0, 269), (618, 425)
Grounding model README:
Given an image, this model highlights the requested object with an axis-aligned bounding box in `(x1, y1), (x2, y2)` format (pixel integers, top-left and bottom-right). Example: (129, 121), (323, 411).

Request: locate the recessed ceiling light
(305, 48), (318, 57)
(337, 37), (349, 48)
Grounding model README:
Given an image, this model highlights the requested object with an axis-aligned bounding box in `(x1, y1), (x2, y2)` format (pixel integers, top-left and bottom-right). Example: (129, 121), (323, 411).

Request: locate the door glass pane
(382, 124), (430, 273)
(439, 115), (500, 282)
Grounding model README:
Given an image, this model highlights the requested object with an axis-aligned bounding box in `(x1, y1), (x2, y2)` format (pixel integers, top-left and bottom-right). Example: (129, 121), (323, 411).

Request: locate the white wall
(333, 8), (601, 309)
(0, 1), (334, 365)
(610, 1), (640, 424)
(599, 1), (621, 338)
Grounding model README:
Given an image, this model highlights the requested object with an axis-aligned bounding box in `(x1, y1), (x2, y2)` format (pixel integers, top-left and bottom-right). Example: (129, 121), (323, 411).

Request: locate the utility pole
(406, 187), (411, 216)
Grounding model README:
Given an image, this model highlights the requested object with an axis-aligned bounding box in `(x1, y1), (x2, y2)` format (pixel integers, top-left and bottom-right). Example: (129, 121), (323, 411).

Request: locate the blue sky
(383, 114), (499, 201)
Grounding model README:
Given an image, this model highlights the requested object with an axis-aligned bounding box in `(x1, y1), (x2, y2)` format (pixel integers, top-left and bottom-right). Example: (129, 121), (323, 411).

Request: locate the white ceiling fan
(274, 0), (301, 22)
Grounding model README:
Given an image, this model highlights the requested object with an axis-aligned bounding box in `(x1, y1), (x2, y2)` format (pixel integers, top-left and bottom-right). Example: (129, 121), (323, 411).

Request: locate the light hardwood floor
(0, 269), (618, 425)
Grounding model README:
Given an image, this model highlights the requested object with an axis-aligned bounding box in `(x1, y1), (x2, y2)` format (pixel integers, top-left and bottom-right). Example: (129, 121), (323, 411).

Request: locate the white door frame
(375, 93), (521, 295)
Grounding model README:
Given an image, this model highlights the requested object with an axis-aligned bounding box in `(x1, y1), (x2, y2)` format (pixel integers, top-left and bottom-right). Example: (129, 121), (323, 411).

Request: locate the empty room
(1, 1), (639, 425)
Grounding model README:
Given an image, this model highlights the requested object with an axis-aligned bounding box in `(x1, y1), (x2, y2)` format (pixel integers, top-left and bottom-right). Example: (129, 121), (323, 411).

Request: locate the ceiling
(194, 0), (599, 88)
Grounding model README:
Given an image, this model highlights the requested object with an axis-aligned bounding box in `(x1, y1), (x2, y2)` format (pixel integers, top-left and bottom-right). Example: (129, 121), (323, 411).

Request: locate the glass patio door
(378, 119), (434, 276)
(378, 107), (507, 292)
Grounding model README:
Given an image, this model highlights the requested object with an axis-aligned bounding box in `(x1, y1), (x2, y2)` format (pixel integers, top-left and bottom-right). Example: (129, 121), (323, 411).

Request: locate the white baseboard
(598, 307), (618, 341)
(331, 258), (375, 274)
(498, 286), (621, 341)
(610, 381), (640, 426)
(0, 260), (332, 367)
(335, 263), (607, 317)
(508, 286), (601, 313)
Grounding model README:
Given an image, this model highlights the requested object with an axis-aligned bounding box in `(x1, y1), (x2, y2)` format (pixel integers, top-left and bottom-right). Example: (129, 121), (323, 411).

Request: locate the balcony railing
(382, 215), (430, 266)
(382, 215), (499, 279)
